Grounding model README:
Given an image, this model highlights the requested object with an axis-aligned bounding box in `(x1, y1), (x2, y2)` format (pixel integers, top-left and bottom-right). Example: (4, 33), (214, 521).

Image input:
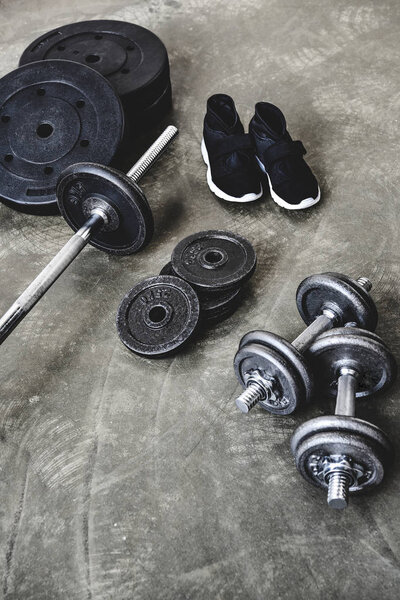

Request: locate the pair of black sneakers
(202, 94), (320, 210)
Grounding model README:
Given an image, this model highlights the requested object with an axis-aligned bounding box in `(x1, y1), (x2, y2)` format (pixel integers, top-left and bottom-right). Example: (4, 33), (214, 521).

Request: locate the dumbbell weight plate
(291, 415), (393, 457)
(234, 342), (303, 415)
(238, 330), (313, 403)
(117, 275), (200, 356)
(19, 20), (171, 131)
(0, 60), (124, 214)
(305, 327), (396, 398)
(292, 418), (392, 493)
(57, 163), (154, 254)
(296, 273), (378, 331)
(171, 230), (256, 292)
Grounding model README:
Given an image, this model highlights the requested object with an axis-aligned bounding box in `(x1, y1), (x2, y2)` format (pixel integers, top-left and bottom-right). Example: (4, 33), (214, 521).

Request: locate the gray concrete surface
(0, 0), (400, 598)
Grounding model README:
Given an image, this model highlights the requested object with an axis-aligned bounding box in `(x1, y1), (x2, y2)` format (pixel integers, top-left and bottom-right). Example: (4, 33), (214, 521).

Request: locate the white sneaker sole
(201, 138), (263, 203)
(256, 156), (321, 210)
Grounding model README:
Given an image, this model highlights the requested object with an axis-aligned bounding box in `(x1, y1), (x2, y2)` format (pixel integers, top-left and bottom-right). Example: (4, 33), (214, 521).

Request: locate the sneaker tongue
(255, 103), (288, 141)
(260, 123), (285, 141)
(209, 110), (243, 135)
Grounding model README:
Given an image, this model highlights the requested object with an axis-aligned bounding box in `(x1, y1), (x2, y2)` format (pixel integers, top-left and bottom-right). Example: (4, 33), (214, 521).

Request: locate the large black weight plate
(57, 163), (154, 254)
(117, 275), (200, 357)
(19, 20), (171, 129)
(0, 60), (124, 214)
(296, 272), (378, 331)
(306, 327), (396, 398)
(238, 330), (313, 403)
(133, 81), (172, 132)
(171, 230), (256, 292)
(234, 342), (303, 414)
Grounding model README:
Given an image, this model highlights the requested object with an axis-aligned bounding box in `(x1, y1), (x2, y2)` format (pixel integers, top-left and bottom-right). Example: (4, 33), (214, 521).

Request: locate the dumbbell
(0, 125), (178, 344)
(234, 273), (378, 414)
(291, 327), (396, 509)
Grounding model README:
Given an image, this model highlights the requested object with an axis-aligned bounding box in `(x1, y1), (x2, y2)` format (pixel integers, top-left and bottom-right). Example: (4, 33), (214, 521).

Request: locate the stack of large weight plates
(0, 20), (172, 215)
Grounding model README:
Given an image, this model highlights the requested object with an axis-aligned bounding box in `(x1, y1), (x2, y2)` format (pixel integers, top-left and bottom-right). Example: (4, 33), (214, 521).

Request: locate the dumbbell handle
(325, 367), (359, 509)
(0, 126), (178, 345)
(291, 311), (335, 354)
(335, 368), (357, 417)
(293, 276), (372, 354)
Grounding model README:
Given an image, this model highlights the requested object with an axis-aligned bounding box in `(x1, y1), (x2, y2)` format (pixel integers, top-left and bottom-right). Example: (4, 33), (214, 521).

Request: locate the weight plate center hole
(36, 122), (54, 139)
(143, 301), (173, 329)
(199, 247), (228, 270)
(86, 54), (100, 64)
(149, 305), (167, 323)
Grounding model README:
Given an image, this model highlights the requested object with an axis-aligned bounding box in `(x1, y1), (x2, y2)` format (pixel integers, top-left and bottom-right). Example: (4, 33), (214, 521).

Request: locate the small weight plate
(19, 20), (171, 129)
(159, 261), (178, 276)
(238, 330), (313, 403)
(306, 327), (396, 397)
(171, 230), (256, 292)
(292, 423), (391, 493)
(0, 60), (124, 214)
(117, 275), (200, 357)
(161, 263), (242, 324)
(57, 163), (154, 254)
(200, 286), (242, 322)
(296, 272), (378, 331)
(234, 342), (303, 415)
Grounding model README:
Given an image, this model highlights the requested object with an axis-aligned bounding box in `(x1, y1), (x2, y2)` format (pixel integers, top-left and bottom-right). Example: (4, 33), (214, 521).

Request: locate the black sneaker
(202, 94), (262, 202)
(249, 102), (320, 210)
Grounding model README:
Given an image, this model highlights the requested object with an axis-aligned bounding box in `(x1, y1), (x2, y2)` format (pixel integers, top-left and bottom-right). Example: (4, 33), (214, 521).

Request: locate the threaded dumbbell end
(357, 277), (372, 292)
(127, 125), (178, 183)
(235, 381), (266, 413)
(327, 471), (352, 509)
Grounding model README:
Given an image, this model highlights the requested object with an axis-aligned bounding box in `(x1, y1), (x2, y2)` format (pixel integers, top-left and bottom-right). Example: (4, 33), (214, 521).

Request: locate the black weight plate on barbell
(57, 162), (154, 254)
(19, 20), (171, 129)
(0, 60), (124, 214)
(171, 230), (256, 293)
(238, 330), (313, 404)
(131, 81), (172, 132)
(117, 275), (200, 357)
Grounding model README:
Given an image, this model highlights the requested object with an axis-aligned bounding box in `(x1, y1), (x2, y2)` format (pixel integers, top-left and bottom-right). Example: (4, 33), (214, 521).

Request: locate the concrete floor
(0, 0), (400, 598)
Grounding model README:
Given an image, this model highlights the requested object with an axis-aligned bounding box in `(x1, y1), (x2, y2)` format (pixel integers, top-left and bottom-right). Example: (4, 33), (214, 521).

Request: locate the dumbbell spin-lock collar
(0, 126), (178, 345)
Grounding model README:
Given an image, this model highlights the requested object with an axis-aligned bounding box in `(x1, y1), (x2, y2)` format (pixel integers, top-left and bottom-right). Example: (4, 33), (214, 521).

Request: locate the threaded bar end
(357, 277), (372, 292)
(235, 381), (266, 413)
(327, 471), (352, 509)
(127, 125), (178, 182)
